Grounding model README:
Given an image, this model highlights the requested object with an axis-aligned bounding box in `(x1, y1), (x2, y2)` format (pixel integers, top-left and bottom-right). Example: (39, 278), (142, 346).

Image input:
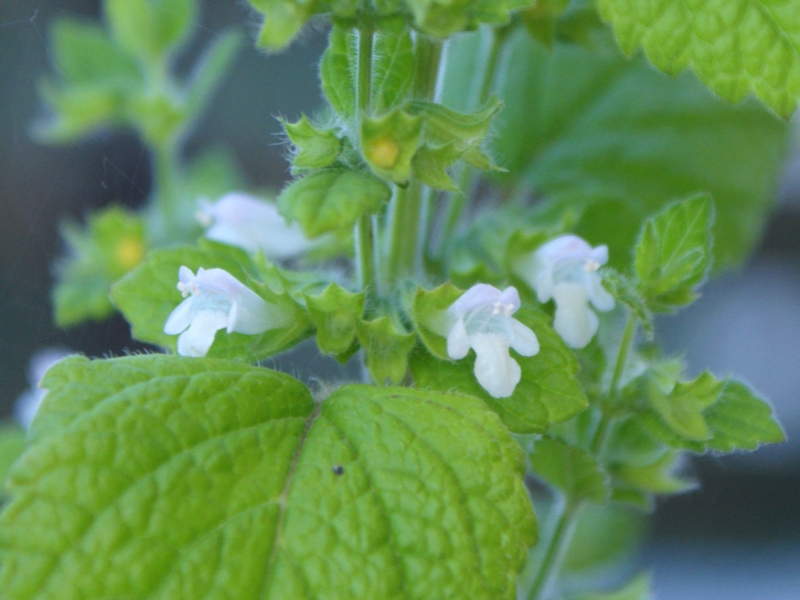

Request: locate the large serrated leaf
(411, 308), (587, 433)
(0, 356), (536, 599)
(478, 28), (787, 270)
(597, 0), (800, 118)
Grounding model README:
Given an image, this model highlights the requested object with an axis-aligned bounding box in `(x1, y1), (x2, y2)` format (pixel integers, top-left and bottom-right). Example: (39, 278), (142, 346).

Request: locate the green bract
(0, 356), (536, 599)
(597, 0), (800, 118)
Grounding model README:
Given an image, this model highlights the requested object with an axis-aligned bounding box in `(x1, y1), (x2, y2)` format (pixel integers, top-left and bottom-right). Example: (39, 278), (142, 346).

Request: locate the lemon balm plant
(1, 0), (793, 598)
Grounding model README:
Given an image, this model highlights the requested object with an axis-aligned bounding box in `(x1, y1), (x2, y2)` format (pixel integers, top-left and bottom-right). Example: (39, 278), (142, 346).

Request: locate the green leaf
(320, 25), (356, 119)
(53, 206), (147, 327)
(634, 194), (713, 312)
(0, 425), (26, 494)
(561, 504), (645, 575)
(110, 241), (313, 361)
(600, 269), (654, 339)
(702, 380), (786, 452)
(278, 169), (392, 238)
(50, 19), (141, 87)
(529, 436), (610, 504)
(35, 83), (129, 142)
(597, 0), (800, 118)
(642, 378), (785, 452)
(184, 30), (243, 123)
(372, 18), (415, 112)
(360, 109), (424, 184)
(410, 308), (588, 434)
(612, 451), (695, 497)
(483, 28), (787, 270)
(283, 115), (342, 169)
(0, 356), (535, 599)
(411, 282), (463, 360)
(305, 283), (364, 358)
(649, 372), (722, 442)
(355, 317), (416, 385)
(566, 572), (653, 600)
(105, 0), (195, 63)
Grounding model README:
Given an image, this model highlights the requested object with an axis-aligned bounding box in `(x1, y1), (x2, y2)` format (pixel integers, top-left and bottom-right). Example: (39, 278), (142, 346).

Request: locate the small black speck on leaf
(332, 465), (344, 476)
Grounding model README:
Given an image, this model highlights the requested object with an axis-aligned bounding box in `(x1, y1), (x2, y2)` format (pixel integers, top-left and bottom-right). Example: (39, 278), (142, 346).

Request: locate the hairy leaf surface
(597, 0), (800, 117)
(0, 356), (536, 600)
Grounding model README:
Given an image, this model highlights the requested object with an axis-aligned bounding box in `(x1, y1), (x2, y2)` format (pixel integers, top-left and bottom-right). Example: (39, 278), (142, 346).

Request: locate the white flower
(197, 192), (312, 259)
(164, 266), (284, 357)
(519, 235), (615, 349)
(15, 347), (70, 429)
(446, 284), (540, 398)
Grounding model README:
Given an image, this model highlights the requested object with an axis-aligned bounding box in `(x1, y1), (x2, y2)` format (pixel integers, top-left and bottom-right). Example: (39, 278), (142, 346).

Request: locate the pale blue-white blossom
(446, 284), (539, 398)
(519, 235), (614, 349)
(164, 266), (284, 357)
(197, 192), (312, 258)
(14, 347), (70, 429)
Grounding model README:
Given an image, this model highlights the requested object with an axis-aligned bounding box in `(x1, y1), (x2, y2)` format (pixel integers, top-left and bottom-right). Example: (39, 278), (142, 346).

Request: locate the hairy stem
(386, 35), (442, 282)
(354, 25), (378, 309)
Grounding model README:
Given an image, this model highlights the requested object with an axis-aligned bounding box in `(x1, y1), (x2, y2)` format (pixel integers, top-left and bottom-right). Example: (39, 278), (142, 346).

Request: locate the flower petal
(176, 309), (228, 357)
(449, 283), (502, 316)
(229, 286), (282, 334)
(587, 273), (615, 312)
(164, 297), (195, 335)
(471, 333), (521, 398)
(498, 287), (521, 312)
(509, 319), (540, 357)
(553, 282), (597, 349)
(447, 317), (471, 360)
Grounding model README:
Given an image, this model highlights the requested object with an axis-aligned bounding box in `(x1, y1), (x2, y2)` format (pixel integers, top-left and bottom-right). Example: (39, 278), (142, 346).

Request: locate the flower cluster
(444, 235), (613, 397)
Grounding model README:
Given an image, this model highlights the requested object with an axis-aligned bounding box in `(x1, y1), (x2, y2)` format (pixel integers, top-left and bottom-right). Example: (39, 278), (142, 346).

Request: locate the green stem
(386, 35), (442, 282)
(435, 28), (503, 262)
(591, 312), (639, 455)
(526, 502), (581, 600)
(354, 24), (378, 307)
(609, 312), (638, 400)
(356, 216), (377, 310)
(147, 140), (184, 243)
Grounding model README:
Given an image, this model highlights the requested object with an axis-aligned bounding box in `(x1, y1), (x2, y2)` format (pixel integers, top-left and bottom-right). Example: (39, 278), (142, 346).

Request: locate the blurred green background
(1, 1), (799, 597)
